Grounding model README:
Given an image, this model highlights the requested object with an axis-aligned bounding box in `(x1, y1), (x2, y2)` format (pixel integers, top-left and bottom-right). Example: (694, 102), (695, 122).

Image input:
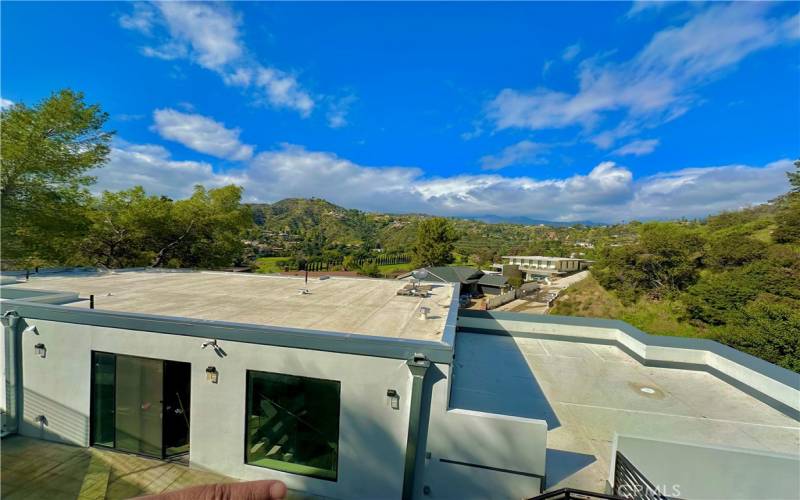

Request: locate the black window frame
(243, 369), (342, 481)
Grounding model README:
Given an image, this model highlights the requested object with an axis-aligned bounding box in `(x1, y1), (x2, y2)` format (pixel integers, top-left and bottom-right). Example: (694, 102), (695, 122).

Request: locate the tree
(1, 89), (113, 265)
(773, 196), (800, 244)
(357, 261), (380, 278)
(411, 218), (458, 268)
(81, 185), (252, 269)
(593, 222), (704, 302)
(162, 185), (252, 268)
(787, 159), (800, 194)
(81, 187), (173, 268)
(706, 234), (767, 269)
(342, 255), (357, 271)
(717, 296), (800, 372)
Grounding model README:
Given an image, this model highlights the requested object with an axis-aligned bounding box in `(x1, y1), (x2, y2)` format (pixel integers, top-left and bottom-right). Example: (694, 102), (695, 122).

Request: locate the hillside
(552, 192), (800, 372)
(247, 198), (635, 262)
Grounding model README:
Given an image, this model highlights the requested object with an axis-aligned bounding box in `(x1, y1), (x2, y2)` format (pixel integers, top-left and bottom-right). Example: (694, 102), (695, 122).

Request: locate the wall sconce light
(34, 343), (46, 358)
(387, 389), (400, 410)
(206, 366), (219, 384)
(23, 325), (39, 335)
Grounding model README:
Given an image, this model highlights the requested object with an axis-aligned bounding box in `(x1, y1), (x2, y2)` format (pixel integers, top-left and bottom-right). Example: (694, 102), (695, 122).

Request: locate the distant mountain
(248, 198), (378, 247)
(246, 198), (614, 257)
(464, 214), (605, 227)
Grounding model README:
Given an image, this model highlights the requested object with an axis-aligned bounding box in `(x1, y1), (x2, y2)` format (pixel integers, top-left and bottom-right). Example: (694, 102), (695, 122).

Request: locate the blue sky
(2, 1), (799, 222)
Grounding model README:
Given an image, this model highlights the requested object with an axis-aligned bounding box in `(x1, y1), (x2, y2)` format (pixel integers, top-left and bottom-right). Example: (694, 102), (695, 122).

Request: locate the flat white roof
(452, 332), (800, 491)
(7, 271), (455, 341)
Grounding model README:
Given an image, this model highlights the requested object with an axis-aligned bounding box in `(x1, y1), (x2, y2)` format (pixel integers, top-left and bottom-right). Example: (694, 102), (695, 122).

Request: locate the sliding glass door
(115, 355), (164, 457)
(90, 352), (190, 459)
(91, 352), (116, 448)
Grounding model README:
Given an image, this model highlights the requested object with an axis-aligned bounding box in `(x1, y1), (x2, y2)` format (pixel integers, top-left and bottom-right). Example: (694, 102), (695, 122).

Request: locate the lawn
(378, 262), (413, 276)
(255, 257), (291, 274)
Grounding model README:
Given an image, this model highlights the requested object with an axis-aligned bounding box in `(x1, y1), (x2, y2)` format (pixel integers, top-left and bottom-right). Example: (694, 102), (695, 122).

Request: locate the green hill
(247, 198), (630, 262)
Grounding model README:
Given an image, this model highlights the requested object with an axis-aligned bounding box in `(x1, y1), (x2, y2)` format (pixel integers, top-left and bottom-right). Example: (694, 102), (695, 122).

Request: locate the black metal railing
(529, 488), (624, 500)
(613, 452), (671, 500)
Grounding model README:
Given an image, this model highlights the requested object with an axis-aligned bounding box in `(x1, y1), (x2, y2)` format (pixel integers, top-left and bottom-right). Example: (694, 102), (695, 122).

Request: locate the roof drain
(402, 353), (431, 500)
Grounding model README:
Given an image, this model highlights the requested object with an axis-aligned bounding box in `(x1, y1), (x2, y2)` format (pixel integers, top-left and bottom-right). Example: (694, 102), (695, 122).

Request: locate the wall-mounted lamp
(23, 325), (39, 335)
(34, 343), (46, 358)
(387, 389), (400, 410)
(206, 366), (219, 384)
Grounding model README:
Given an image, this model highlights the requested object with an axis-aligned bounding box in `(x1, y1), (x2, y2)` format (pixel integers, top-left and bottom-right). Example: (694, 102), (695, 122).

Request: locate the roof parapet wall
(457, 310), (800, 421)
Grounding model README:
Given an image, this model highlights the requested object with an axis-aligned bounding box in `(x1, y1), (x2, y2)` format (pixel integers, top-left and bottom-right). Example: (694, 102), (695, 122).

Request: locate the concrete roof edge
(0, 298), (455, 364)
(457, 309), (800, 395)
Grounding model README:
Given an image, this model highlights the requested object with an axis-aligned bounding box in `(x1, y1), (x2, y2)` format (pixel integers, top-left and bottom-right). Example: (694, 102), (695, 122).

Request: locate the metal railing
(613, 452), (671, 500)
(529, 488), (624, 500)
(529, 451), (675, 500)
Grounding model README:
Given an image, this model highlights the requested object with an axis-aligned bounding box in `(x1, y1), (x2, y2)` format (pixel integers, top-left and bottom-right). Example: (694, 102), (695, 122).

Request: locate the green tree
(81, 187), (173, 268)
(164, 185), (253, 268)
(706, 234), (767, 269)
(81, 185), (252, 269)
(717, 296), (800, 372)
(773, 197), (800, 244)
(1, 89), (113, 265)
(342, 255), (357, 271)
(593, 222), (704, 302)
(411, 217), (459, 268)
(357, 261), (380, 277)
(787, 159), (800, 194)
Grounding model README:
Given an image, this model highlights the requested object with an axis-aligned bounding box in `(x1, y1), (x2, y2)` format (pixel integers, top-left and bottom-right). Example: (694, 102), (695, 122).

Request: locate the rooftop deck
(451, 331), (800, 491)
(6, 271), (454, 341)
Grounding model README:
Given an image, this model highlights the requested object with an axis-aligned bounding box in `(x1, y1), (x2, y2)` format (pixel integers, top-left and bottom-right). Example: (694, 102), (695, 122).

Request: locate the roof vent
(419, 306), (430, 320)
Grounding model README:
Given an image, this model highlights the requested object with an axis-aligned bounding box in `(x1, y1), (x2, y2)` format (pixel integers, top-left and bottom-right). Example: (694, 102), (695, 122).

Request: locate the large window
(245, 370), (341, 480)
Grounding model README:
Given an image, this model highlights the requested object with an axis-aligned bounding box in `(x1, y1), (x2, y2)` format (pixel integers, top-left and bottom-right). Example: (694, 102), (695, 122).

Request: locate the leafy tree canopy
(1, 89), (113, 265)
(411, 217), (459, 268)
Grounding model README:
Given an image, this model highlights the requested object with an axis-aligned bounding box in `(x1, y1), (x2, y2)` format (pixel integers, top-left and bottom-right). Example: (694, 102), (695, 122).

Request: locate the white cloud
(562, 43), (581, 61)
(487, 3), (799, 148)
(119, 2), (315, 116)
(93, 139), (794, 222)
(612, 138), (660, 156)
(326, 95), (357, 129)
(480, 140), (550, 170)
(156, 2), (242, 70)
(625, 1), (670, 19)
(152, 109), (254, 161)
(629, 159), (793, 219)
(0, 98), (14, 110)
(93, 141), (244, 199)
(118, 2), (155, 35)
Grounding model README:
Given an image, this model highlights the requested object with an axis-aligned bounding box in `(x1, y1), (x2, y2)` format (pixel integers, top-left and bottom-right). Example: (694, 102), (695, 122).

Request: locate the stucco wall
(16, 318), (415, 499)
(416, 362), (548, 498)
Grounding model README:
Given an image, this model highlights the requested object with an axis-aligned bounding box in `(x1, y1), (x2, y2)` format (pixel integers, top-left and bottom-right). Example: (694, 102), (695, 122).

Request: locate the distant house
(398, 266), (509, 295)
(494, 255), (591, 281)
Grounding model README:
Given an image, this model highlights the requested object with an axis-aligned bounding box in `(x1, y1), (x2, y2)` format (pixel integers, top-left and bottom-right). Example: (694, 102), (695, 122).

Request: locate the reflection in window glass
(246, 371), (340, 480)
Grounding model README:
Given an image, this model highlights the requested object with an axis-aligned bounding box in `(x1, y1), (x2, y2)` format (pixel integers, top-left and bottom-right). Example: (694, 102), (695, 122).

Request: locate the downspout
(402, 353), (431, 500)
(2, 310), (21, 435)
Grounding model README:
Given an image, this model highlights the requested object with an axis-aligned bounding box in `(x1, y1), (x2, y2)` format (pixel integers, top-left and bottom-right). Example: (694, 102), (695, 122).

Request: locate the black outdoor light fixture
(387, 389), (400, 410)
(34, 343), (46, 358)
(206, 366), (219, 384)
